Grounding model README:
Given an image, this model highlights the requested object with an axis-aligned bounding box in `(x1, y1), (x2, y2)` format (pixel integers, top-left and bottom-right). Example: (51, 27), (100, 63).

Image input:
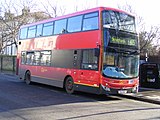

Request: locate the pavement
(123, 87), (160, 105)
(1, 71), (160, 105)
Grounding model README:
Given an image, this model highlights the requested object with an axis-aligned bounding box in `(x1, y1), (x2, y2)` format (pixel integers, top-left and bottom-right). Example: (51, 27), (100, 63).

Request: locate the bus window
(26, 52), (34, 65)
(42, 22), (54, 36)
(28, 26), (36, 38)
(34, 51), (41, 65)
(82, 12), (99, 31)
(36, 24), (43, 37)
(103, 11), (112, 24)
(104, 54), (115, 66)
(81, 49), (98, 70)
(54, 19), (67, 34)
(20, 27), (28, 40)
(21, 52), (26, 64)
(67, 15), (82, 32)
(40, 51), (51, 66)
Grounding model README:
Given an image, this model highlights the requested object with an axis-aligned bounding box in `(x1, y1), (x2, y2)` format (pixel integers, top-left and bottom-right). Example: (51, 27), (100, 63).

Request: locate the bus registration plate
(118, 90), (127, 94)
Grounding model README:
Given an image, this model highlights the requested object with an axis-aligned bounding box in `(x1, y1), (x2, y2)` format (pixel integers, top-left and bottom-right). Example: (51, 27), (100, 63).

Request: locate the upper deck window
(19, 11), (99, 40)
(20, 27), (28, 39)
(118, 13), (135, 32)
(42, 22), (54, 36)
(84, 12), (98, 18)
(54, 19), (67, 34)
(28, 26), (36, 38)
(103, 11), (136, 33)
(67, 15), (82, 32)
(82, 12), (99, 31)
(36, 24), (43, 37)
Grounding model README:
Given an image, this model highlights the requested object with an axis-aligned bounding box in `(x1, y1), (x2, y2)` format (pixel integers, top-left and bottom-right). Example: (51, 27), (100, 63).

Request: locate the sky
(56, 0), (160, 29)
(100, 0), (160, 30)
(101, 0), (160, 27)
(1, 0), (160, 29)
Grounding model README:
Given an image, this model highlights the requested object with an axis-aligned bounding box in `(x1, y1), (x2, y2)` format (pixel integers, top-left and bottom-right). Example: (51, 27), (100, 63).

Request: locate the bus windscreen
(103, 10), (136, 33)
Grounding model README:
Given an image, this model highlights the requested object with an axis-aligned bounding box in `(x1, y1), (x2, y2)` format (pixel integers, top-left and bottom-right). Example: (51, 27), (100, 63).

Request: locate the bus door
(77, 49), (100, 88)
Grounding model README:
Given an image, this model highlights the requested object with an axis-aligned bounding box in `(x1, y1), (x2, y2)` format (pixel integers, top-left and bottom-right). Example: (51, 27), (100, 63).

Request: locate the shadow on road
(0, 73), (121, 112)
(33, 82), (121, 101)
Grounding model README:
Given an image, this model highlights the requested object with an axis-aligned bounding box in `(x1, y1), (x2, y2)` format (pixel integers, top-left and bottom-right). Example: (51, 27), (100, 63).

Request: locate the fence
(0, 55), (16, 72)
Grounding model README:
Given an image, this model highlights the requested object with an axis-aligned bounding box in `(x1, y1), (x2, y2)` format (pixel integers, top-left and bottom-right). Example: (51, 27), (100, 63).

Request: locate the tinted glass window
(103, 11), (112, 24)
(83, 12), (99, 31)
(67, 15), (82, 32)
(83, 17), (98, 31)
(42, 22), (54, 36)
(21, 52), (26, 64)
(36, 24), (43, 37)
(103, 52), (139, 79)
(104, 53), (115, 66)
(40, 51), (51, 66)
(20, 27), (28, 39)
(84, 12), (98, 18)
(34, 51), (41, 65)
(26, 52), (34, 65)
(28, 26), (36, 38)
(54, 19), (67, 34)
(103, 11), (136, 33)
(81, 49), (98, 70)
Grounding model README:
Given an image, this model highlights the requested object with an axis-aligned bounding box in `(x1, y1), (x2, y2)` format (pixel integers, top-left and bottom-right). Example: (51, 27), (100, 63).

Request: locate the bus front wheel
(64, 77), (74, 94)
(25, 71), (31, 85)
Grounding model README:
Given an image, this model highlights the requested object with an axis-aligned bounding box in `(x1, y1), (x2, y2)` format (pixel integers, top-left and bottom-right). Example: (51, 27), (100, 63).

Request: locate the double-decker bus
(17, 7), (139, 94)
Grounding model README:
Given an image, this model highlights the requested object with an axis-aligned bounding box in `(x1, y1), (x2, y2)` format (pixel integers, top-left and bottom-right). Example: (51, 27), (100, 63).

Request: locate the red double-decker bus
(17, 7), (139, 94)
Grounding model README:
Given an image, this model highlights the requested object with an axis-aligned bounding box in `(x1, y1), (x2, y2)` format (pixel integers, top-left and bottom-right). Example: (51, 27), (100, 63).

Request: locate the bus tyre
(65, 77), (74, 94)
(25, 71), (31, 85)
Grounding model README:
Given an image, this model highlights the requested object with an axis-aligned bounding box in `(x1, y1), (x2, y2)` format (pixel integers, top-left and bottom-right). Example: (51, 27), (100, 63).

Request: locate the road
(0, 73), (160, 120)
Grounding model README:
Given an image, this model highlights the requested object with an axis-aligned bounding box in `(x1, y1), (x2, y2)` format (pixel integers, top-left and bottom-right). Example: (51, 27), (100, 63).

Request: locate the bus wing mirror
(94, 48), (100, 57)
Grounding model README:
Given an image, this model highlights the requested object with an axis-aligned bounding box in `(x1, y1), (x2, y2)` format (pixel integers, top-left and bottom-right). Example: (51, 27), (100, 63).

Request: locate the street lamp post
(145, 49), (149, 62)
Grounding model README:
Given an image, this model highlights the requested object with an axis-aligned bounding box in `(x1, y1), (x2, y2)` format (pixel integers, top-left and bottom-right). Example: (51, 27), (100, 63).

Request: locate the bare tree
(118, 3), (160, 56)
(40, 0), (68, 17)
(0, 0), (30, 53)
(81, 1), (93, 10)
(59, 6), (66, 16)
(139, 26), (160, 56)
(0, 0), (50, 55)
(73, 0), (93, 12)
(74, 5), (79, 12)
(118, 3), (134, 14)
(40, 0), (57, 17)
(118, 2), (145, 32)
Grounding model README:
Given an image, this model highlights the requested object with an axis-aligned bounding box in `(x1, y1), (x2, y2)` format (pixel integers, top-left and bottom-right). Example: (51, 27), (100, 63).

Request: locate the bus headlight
(102, 84), (110, 91)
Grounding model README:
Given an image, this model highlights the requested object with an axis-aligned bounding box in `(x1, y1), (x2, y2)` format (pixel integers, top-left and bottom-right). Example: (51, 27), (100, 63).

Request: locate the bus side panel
(18, 49), (82, 88)
(56, 31), (100, 49)
(19, 65), (69, 88)
(32, 67), (69, 87)
(18, 31), (100, 51)
(74, 70), (101, 94)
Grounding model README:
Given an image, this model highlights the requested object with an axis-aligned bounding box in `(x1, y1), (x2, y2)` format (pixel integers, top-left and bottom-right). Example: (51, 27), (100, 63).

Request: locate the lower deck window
(40, 51), (51, 66)
(81, 49), (98, 70)
(22, 50), (51, 66)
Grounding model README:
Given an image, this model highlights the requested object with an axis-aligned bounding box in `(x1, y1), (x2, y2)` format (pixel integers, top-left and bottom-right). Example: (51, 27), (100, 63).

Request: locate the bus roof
(20, 7), (133, 29)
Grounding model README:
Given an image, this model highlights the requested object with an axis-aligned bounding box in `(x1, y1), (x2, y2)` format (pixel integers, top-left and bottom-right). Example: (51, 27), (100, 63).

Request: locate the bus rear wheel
(65, 77), (74, 94)
(25, 71), (31, 85)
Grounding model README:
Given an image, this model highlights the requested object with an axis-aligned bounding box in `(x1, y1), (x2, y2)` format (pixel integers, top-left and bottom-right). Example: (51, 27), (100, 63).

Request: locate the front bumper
(101, 84), (139, 95)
